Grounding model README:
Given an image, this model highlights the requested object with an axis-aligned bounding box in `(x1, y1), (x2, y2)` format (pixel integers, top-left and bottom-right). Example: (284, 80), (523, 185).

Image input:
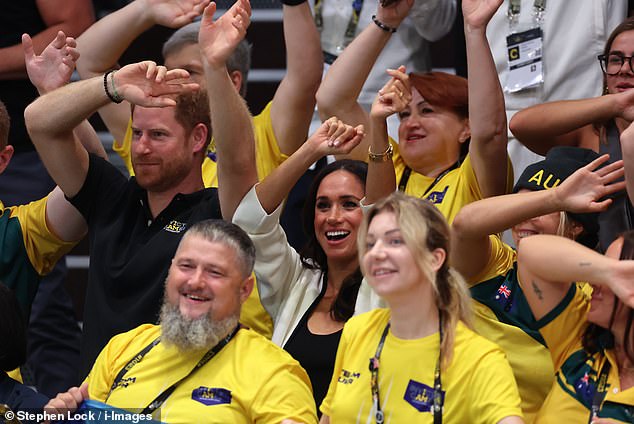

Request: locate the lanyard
(105, 325), (241, 413)
(369, 316), (443, 424)
(398, 162), (459, 198)
(314, 0), (364, 56)
(507, 0), (546, 27)
(588, 358), (612, 424)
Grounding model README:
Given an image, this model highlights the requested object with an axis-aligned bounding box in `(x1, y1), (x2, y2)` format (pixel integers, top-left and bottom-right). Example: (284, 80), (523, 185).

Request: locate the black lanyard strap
(398, 162), (459, 198)
(106, 325), (241, 414)
(588, 358), (612, 424)
(369, 314), (443, 424)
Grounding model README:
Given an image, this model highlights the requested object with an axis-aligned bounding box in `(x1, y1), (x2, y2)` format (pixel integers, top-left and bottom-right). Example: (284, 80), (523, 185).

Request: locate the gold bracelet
(368, 143), (393, 162)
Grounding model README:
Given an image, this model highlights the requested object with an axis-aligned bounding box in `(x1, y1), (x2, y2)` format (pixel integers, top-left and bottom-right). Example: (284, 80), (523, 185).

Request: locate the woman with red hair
(317, 0), (511, 221)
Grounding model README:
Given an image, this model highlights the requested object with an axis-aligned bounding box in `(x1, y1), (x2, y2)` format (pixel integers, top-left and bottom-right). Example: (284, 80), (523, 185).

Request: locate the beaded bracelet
(372, 15), (397, 33)
(104, 70), (123, 104)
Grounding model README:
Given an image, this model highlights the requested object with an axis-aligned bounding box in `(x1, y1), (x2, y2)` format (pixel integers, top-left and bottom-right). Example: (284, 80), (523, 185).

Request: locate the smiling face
(396, 89), (468, 173)
(606, 30), (634, 94)
(165, 234), (251, 322)
(313, 170), (365, 267)
(510, 189), (562, 247)
(131, 106), (196, 193)
(362, 211), (424, 300)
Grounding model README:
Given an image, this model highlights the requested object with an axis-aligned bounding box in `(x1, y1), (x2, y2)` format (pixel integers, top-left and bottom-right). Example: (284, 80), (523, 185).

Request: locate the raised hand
(554, 154), (626, 213)
(370, 65), (411, 121)
(113, 61), (199, 106)
(376, 0), (415, 29)
(199, 0), (251, 69)
(307, 117), (365, 156)
(462, 0), (503, 30)
(146, 0), (211, 28)
(23, 31), (79, 94)
(615, 88), (634, 122)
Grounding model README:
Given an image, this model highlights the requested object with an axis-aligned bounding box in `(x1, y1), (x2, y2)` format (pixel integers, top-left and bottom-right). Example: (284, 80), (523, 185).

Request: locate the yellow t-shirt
(391, 140), (513, 224)
(87, 324), (317, 424)
(469, 235), (563, 423)
(534, 286), (634, 423)
(112, 103), (284, 339)
(320, 308), (524, 423)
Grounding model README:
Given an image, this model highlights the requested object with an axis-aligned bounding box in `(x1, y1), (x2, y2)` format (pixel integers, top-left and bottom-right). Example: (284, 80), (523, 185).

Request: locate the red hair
(409, 72), (469, 119)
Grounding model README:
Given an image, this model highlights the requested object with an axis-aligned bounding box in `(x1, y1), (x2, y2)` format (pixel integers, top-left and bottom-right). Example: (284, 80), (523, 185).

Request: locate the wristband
(372, 15), (397, 33)
(104, 70), (123, 104)
(368, 143), (394, 162)
(280, 0), (307, 6)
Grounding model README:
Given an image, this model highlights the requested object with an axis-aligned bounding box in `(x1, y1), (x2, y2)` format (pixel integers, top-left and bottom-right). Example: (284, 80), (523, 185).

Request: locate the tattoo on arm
(579, 262), (592, 267)
(532, 280), (544, 300)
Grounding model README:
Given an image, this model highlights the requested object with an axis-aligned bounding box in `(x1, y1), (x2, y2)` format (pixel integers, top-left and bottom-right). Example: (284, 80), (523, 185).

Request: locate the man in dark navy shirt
(24, 62), (220, 377)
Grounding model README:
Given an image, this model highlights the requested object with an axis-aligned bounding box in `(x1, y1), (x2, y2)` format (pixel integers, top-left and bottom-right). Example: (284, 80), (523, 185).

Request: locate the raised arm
(315, 0), (413, 160)
(452, 155), (626, 281)
(518, 234), (634, 319)
(199, 0), (257, 220)
(75, 0), (209, 143)
(0, 0), (94, 80)
(364, 66), (411, 204)
(255, 119), (364, 214)
(463, 0), (508, 198)
(509, 89), (634, 155)
(25, 61), (198, 198)
(621, 120), (634, 205)
(269, 1), (323, 155)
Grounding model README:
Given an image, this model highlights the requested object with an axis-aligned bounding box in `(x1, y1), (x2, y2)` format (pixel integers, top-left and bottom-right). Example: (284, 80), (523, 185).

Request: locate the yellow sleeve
(468, 347), (524, 423)
(537, 284), (590, 369)
(471, 235), (516, 286)
(86, 325), (156, 402)
(112, 118), (134, 177)
(239, 275), (273, 339)
(251, 354), (318, 423)
(252, 102), (288, 180)
(10, 197), (77, 275)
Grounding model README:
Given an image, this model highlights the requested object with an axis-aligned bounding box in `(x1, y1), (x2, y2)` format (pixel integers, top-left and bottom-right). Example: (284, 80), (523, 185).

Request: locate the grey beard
(159, 302), (239, 351)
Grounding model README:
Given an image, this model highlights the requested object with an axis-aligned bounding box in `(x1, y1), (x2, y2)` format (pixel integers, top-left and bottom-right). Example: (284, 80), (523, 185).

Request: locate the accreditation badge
(504, 27), (544, 93)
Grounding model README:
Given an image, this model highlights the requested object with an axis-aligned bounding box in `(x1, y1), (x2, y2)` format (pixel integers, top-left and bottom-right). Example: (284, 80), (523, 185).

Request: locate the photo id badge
(504, 27), (544, 93)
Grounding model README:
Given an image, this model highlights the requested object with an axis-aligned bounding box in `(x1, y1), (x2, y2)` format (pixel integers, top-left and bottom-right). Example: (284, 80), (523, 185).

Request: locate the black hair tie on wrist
(280, 0), (308, 6)
(372, 15), (397, 33)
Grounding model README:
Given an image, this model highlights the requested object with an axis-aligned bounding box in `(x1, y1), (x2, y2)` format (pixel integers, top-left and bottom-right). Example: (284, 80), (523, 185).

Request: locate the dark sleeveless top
(598, 120), (633, 251)
(283, 275), (342, 413)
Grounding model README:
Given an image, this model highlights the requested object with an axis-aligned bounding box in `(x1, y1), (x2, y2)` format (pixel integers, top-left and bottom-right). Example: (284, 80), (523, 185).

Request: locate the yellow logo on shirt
(163, 220), (187, 233)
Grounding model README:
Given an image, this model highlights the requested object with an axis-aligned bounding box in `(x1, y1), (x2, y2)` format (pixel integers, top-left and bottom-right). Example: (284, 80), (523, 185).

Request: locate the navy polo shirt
(69, 154), (222, 377)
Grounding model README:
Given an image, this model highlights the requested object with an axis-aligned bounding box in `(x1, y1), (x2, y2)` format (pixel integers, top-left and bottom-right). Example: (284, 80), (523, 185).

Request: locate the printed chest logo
(163, 220), (187, 234)
(425, 186), (449, 204)
(113, 377), (136, 390)
(191, 387), (232, 406)
(337, 369), (361, 385)
(403, 379), (445, 413)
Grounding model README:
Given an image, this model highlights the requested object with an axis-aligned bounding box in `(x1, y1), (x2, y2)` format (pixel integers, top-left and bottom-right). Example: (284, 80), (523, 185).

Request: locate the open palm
(462, 0), (503, 29)
(199, 0), (251, 69)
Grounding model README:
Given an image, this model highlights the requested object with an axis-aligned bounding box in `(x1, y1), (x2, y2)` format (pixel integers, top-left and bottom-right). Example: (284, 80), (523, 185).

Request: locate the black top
(284, 277), (342, 412)
(69, 155), (221, 377)
(598, 120), (633, 251)
(0, 1), (45, 153)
